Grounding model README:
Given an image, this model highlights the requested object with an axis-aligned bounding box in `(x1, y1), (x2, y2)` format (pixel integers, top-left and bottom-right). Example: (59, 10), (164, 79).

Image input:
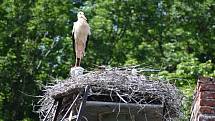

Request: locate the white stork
(72, 12), (91, 67)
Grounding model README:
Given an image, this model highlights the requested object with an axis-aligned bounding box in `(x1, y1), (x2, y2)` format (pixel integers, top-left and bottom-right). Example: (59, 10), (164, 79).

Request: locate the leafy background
(0, 0), (214, 120)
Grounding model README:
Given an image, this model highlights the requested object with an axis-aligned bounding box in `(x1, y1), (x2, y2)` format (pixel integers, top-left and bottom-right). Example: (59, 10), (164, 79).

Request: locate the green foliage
(159, 57), (214, 120)
(0, 0), (214, 120)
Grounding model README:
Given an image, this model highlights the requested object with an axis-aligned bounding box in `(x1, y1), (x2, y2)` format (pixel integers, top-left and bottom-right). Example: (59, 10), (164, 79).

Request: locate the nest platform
(37, 67), (182, 121)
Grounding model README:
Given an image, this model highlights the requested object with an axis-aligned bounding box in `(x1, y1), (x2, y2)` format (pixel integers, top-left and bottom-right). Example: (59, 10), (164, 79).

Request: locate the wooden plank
(84, 101), (164, 121)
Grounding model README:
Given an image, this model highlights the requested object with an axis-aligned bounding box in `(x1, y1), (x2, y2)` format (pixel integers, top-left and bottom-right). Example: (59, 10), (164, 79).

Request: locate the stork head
(77, 11), (87, 20)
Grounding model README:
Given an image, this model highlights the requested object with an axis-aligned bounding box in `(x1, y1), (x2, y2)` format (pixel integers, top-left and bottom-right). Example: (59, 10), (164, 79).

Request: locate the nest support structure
(36, 68), (183, 121)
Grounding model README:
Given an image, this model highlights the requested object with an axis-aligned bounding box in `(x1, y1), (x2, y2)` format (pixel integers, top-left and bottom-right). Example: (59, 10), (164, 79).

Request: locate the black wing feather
(85, 35), (90, 52)
(72, 32), (76, 58)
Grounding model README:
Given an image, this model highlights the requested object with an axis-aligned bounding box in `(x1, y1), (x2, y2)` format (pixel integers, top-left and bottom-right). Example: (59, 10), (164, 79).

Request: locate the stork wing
(85, 35), (90, 52)
(72, 24), (76, 58)
(85, 26), (91, 52)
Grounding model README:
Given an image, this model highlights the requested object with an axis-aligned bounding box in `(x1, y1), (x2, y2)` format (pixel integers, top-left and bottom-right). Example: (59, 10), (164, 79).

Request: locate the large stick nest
(37, 67), (183, 120)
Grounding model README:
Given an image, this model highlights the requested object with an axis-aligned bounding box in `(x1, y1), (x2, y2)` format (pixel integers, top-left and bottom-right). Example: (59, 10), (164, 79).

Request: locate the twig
(52, 98), (63, 121)
(116, 102), (121, 121)
(76, 85), (90, 121)
(60, 93), (80, 121)
(43, 100), (56, 121)
(144, 113), (148, 121)
(116, 92), (127, 104)
(18, 90), (43, 98)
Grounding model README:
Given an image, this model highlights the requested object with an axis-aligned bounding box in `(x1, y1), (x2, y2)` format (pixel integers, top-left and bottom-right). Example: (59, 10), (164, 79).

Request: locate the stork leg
(77, 58), (81, 66)
(74, 56), (78, 67)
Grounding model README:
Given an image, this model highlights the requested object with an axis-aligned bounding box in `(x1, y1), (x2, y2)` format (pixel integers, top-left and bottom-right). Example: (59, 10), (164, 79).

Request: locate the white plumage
(72, 12), (91, 66)
(70, 67), (84, 77)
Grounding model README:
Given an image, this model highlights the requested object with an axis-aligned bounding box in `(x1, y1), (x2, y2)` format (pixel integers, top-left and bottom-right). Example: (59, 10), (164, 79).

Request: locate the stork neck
(78, 18), (87, 23)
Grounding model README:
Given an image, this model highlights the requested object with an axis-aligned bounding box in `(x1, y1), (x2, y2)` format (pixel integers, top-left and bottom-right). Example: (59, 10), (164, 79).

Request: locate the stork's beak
(80, 15), (87, 20)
